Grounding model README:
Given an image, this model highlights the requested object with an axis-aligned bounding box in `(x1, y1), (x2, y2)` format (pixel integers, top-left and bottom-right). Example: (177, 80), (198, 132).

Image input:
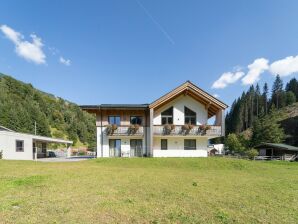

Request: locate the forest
(0, 74), (96, 149)
(224, 75), (298, 152)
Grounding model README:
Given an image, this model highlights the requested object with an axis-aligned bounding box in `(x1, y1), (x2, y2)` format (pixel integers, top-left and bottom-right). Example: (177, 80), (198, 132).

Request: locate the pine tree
(285, 78), (298, 101)
(262, 83), (268, 115)
(271, 75), (284, 109)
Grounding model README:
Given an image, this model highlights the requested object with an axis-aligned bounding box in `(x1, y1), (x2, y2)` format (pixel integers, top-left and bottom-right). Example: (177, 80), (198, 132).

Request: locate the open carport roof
(0, 126), (73, 144)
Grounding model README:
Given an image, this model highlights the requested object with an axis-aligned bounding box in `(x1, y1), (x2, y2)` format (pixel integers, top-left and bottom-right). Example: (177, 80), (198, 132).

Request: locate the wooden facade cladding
(96, 109), (148, 126)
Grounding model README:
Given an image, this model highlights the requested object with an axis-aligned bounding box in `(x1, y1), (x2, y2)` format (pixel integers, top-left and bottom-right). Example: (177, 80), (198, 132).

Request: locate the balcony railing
(153, 125), (222, 137)
(105, 126), (144, 136)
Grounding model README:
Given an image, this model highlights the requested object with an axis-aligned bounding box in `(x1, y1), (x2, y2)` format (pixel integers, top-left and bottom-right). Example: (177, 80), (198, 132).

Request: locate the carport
(32, 135), (73, 160)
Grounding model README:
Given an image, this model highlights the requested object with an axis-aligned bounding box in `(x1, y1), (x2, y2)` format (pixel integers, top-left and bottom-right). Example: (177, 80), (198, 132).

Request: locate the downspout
(144, 108), (147, 157)
(100, 106), (103, 157)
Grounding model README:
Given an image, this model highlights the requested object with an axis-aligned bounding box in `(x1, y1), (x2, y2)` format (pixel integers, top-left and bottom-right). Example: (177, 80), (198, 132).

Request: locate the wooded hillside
(0, 74), (96, 148)
(225, 75), (298, 146)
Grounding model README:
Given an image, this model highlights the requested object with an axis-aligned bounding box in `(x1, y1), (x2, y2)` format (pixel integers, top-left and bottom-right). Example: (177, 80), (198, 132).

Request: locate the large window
(161, 107), (173, 125)
(109, 139), (121, 157)
(16, 140), (24, 152)
(108, 116), (121, 125)
(130, 116), (142, 125)
(130, 139), (143, 157)
(184, 139), (196, 150)
(185, 107), (196, 125)
(161, 139), (168, 150)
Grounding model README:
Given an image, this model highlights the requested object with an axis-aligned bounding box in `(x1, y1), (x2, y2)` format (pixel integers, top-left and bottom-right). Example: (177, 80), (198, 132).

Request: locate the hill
(277, 102), (298, 146)
(0, 74), (96, 148)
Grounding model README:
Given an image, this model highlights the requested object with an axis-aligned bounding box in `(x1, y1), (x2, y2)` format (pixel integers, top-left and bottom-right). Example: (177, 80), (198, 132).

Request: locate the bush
(0, 150), (2, 159)
(246, 149), (259, 159)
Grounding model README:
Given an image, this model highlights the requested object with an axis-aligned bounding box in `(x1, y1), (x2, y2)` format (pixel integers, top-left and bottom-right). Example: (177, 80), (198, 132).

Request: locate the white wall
(97, 127), (146, 157)
(0, 132), (33, 160)
(153, 95), (208, 125)
(153, 137), (208, 157)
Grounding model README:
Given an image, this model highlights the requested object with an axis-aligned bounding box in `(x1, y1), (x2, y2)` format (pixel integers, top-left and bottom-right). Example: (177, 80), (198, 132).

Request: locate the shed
(255, 143), (298, 161)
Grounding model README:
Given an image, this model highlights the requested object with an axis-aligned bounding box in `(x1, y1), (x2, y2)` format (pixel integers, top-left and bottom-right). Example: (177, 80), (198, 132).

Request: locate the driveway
(38, 156), (95, 162)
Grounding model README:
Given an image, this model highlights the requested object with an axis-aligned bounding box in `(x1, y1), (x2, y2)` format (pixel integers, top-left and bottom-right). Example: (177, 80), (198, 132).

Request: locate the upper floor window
(185, 107), (196, 125)
(161, 107), (173, 125)
(16, 140), (24, 152)
(130, 116), (142, 125)
(108, 116), (121, 125)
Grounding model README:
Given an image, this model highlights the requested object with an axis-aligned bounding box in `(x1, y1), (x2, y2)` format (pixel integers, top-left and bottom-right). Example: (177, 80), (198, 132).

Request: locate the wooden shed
(255, 143), (298, 161)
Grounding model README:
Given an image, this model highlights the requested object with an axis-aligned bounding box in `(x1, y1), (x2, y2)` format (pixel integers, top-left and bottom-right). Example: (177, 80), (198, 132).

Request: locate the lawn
(0, 158), (297, 224)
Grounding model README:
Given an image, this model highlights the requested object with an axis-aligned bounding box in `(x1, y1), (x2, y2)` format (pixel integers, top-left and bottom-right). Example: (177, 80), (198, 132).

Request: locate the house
(81, 81), (228, 158)
(255, 143), (298, 161)
(0, 125), (72, 160)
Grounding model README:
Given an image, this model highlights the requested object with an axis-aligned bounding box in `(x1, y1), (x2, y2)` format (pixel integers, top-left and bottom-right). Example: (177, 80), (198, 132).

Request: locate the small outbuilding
(0, 125), (72, 160)
(255, 143), (298, 161)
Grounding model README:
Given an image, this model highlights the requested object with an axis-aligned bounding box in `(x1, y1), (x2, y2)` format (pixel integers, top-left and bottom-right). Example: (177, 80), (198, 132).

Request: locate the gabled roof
(0, 125), (15, 132)
(149, 81), (228, 118)
(255, 143), (298, 152)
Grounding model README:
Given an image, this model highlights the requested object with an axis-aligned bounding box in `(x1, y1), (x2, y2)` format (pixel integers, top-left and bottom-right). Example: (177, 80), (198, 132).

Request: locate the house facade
(81, 81), (228, 158)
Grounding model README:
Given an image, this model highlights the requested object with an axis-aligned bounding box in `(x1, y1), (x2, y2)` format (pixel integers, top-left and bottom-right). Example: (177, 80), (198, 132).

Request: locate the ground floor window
(130, 139), (143, 157)
(16, 140), (24, 152)
(184, 139), (196, 150)
(161, 139), (168, 150)
(109, 139), (121, 157)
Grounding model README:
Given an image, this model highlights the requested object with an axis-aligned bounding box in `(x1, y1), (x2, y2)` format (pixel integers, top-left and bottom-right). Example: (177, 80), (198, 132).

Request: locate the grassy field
(0, 158), (297, 224)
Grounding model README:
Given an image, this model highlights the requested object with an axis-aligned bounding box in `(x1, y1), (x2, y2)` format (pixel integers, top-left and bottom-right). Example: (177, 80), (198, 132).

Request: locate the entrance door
(130, 139), (143, 157)
(109, 139), (121, 157)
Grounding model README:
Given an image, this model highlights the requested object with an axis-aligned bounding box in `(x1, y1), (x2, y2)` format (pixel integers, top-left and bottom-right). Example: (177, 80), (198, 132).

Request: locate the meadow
(0, 158), (297, 223)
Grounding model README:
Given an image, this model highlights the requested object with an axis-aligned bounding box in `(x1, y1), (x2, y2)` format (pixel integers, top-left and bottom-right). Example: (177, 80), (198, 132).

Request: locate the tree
(285, 78), (298, 101)
(225, 134), (246, 153)
(251, 109), (285, 146)
(262, 82), (268, 115)
(285, 91), (296, 106)
(271, 75), (284, 109)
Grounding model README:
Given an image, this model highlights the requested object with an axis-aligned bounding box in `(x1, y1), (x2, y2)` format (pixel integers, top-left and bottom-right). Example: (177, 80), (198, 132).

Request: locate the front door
(109, 139), (121, 157)
(130, 139), (143, 157)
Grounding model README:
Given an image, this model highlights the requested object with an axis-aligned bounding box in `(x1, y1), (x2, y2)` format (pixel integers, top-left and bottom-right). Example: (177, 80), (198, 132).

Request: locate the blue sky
(0, 0), (297, 107)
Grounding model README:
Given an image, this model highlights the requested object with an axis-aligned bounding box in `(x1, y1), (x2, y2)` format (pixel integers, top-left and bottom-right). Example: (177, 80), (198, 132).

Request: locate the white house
(81, 81), (228, 158)
(0, 126), (72, 160)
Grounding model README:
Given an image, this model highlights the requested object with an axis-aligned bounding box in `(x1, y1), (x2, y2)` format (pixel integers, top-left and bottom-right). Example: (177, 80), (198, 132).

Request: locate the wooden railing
(153, 125), (222, 136)
(105, 126), (144, 136)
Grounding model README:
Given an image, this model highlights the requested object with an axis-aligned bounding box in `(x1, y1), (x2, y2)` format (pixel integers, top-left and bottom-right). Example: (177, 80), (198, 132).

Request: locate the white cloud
(241, 58), (269, 85)
(212, 71), (244, 89)
(59, 56), (71, 66)
(0, 24), (46, 64)
(269, 55), (298, 77)
(213, 93), (220, 98)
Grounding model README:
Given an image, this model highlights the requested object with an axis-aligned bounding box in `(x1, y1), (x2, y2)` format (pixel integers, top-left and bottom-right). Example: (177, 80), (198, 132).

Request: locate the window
(130, 139), (143, 157)
(161, 139), (168, 150)
(161, 107), (173, 125)
(109, 139), (121, 157)
(184, 139), (196, 150)
(185, 107), (196, 125)
(108, 116), (121, 125)
(16, 140), (24, 152)
(130, 116), (142, 125)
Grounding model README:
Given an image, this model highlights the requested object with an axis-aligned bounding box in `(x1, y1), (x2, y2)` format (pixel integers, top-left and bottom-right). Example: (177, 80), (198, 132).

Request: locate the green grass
(0, 158), (297, 223)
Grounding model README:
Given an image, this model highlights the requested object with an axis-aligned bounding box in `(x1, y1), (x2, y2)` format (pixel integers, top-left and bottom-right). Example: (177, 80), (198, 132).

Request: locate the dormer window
(161, 107), (173, 125)
(185, 107), (196, 125)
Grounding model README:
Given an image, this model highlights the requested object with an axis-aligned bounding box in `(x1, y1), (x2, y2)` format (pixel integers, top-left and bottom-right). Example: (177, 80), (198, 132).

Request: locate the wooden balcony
(105, 126), (144, 136)
(153, 125), (222, 137)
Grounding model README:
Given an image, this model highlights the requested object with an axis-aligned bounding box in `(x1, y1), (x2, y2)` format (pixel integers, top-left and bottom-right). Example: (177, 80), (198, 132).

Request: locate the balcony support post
(215, 109), (225, 136)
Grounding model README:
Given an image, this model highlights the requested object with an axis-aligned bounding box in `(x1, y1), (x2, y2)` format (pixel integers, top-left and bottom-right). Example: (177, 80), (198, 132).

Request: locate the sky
(0, 0), (298, 107)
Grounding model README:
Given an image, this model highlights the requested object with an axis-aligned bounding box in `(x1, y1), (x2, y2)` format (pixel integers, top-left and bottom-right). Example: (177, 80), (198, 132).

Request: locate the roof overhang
(149, 81), (228, 118)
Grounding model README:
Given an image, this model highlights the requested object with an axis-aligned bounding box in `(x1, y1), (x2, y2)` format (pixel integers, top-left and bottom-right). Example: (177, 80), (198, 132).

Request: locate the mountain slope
(0, 74), (96, 148)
